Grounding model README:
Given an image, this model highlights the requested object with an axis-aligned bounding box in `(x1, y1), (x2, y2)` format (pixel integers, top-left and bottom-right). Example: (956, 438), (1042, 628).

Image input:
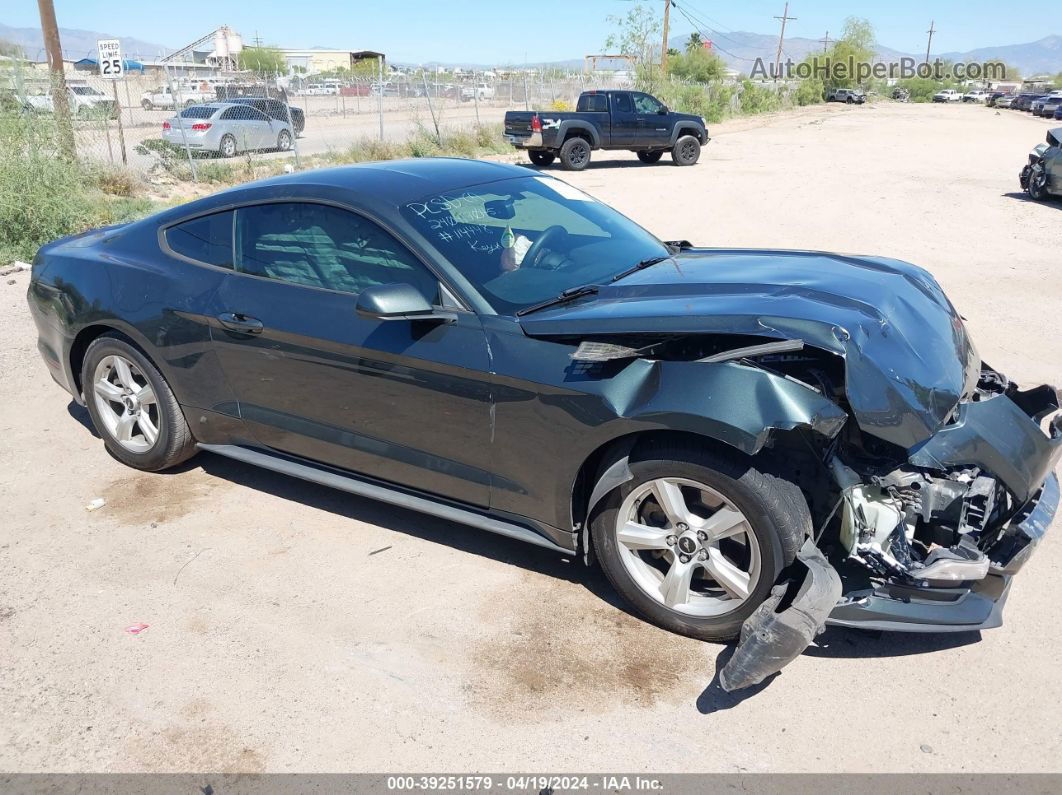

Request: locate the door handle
(217, 312), (264, 334)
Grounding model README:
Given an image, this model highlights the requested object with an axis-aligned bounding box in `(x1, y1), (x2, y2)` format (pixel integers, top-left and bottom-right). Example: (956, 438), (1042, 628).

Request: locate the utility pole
(924, 20), (936, 65)
(660, 0), (672, 77)
(819, 30), (832, 53)
(773, 2), (797, 81)
(36, 0), (76, 159)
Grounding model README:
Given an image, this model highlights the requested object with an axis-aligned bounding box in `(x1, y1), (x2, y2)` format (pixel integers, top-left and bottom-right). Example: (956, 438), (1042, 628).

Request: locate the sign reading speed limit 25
(96, 38), (123, 79)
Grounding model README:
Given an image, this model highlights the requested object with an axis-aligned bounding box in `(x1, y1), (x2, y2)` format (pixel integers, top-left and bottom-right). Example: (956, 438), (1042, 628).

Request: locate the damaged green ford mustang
(28, 159), (1061, 689)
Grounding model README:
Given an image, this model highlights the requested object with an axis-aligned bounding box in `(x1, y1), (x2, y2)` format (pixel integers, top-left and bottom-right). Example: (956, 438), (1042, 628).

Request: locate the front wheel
(590, 446), (807, 641)
(637, 150), (663, 164)
(671, 135), (701, 166)
(559, 137), (592, 171)
(1028, 169), (1048, 201)
(528, 150), (555, 166)
(81, 334), (198, 472)
(141, 99), (153, 110)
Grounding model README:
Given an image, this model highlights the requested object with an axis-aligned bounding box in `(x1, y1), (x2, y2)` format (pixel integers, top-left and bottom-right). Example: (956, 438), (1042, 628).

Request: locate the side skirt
(197, 443), (576, 555)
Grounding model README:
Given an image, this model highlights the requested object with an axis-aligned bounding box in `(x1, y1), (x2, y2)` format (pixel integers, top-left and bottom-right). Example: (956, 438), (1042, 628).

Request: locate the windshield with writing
(400, 176), (667, 314)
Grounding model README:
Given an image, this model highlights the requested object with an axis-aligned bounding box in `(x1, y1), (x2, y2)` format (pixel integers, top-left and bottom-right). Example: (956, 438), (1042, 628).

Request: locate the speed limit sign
(96, 38), (123, 79)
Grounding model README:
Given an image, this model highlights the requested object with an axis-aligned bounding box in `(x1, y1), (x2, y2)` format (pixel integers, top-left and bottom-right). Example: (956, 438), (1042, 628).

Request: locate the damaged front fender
(718, 538), (842, 692)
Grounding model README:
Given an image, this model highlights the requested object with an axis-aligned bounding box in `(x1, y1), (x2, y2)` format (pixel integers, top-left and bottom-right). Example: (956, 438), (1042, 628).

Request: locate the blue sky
(5, 0), (1058, 63)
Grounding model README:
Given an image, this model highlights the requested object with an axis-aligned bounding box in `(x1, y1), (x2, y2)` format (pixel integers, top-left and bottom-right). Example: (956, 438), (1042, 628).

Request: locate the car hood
(519, 248), (981, 451)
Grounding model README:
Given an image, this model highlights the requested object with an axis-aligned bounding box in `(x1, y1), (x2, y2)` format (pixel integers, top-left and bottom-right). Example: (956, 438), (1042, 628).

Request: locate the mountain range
(2, 21), (1060, 77)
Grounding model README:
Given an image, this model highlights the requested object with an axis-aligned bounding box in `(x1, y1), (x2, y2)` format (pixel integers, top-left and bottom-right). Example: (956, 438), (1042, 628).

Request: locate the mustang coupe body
(28, 159), (1061, 689)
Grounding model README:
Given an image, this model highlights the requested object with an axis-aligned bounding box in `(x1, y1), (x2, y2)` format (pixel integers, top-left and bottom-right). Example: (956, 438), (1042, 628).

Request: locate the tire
(590, 444), (807, 641)
(277, 129), (292, 151)
(637, 150), (663, 164)
(81, 334), (197, 472)
(1028, 170), (1048, 201)
(184, 99), (195, 108)
(219, 134), (237, 158)
(559, 137), (592, 171)
(671, 134), (700, 166)
(528, 150), (555, 166)
(846, 96), (854, 104)
(141, 99), (153, 110)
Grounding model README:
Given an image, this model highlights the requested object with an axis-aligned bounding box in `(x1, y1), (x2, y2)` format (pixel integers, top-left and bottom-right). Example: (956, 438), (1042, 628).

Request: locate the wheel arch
(670, 122), (707, 145)
(69, 322), (155, 400)
(559, 121), (599, 148)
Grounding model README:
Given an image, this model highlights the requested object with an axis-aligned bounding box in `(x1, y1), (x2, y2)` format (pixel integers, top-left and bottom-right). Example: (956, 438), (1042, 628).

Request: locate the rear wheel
(277, 129), (292, 151)
(637, 150), (663, 164)
(141, 99), (153, 110)
(559, 137), (592, 171)
(671, 135), (701, 166)
(81, 335), (198, 472)
(219, 134), (237, 157)
(528, 150), (555, 166)
(590, 446), (806, 641)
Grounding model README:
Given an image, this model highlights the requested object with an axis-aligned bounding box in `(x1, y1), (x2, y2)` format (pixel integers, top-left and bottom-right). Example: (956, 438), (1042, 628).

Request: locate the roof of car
(152, 158), (533, 224)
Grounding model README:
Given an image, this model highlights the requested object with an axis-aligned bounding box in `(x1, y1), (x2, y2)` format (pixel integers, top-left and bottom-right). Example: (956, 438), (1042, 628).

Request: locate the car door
(609, 92), (638, 146)
(210, 200), (494, 507)
(631, 92), (671, 147)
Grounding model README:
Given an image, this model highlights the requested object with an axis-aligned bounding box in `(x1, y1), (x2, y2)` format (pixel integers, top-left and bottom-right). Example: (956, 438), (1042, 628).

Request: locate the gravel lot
(2, 101), (1060, 774)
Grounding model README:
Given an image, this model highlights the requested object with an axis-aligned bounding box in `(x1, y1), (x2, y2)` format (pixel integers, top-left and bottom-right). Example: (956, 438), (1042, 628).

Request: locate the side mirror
(356, 283), (453, 323)
(657, 106), (668, 115)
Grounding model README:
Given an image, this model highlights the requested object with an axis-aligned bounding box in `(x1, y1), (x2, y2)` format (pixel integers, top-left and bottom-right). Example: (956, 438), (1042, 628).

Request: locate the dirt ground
(2, 101), (1060, 774)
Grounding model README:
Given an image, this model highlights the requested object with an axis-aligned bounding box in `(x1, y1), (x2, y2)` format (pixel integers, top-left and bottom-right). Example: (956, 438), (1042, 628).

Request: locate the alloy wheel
(91, 354), (161, 454)
(615, 477), (761, 617)
(680, 140), (697, 162)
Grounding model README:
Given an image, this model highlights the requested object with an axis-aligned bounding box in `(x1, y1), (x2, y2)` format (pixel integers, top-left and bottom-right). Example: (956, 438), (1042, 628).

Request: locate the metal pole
(124, 77), (133, 125)
(523, 72), (528, 110)
(166, 65), (197, 181)
(36, 0), (76, 159)
(472, 69), (480, 126)
(103, 112), (114, 163)
(376, 56), (384, 140)
(422, 71), (440, 142)
(279, 77), (300, 170)
(111, 80), (127, 165)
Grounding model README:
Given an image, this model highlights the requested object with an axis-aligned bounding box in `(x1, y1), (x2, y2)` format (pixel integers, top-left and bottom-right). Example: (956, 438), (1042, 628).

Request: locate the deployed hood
(520, 249), (980, 451)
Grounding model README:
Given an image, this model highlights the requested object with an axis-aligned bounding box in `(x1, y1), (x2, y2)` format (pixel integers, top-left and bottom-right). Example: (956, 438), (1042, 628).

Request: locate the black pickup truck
(503, 90), (708, 170)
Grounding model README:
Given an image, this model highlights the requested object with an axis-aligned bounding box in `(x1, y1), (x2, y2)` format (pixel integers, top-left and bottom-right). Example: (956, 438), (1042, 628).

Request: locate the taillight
(530, 114), (541, 132)
(162, 120), (170, 130)
(191, 122), (212, 131)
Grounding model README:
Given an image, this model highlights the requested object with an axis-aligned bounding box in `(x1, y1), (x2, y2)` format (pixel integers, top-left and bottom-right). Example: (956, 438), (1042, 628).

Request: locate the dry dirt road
(2, 101), (1060, 774)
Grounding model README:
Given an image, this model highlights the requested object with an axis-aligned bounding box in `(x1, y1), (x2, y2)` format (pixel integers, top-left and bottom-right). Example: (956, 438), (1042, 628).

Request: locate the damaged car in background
(28, 160), (1061, 691)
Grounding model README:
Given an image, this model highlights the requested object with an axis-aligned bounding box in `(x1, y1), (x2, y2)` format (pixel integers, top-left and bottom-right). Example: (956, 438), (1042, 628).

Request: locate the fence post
(376, 56), (385, 140)
(422, 71), (441, 143)
(110, 81), (128, 165)
(279, 77), (300, 170)
(472, 69), (480, 126)
(523, 72), (529, 110)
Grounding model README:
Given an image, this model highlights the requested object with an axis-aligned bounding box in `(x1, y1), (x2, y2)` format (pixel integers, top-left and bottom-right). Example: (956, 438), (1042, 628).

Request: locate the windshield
(400, 176), (668, 314)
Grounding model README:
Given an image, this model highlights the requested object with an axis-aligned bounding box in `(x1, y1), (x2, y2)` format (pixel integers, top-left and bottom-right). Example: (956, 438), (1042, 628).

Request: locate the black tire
(637, 150), (663, 164)
(559, 137), (592, 171)
(846, 96), (854, 104)
(528, 150), (555, 166)
(219, 134), (237, 158)
(590, 444), (808, 641)
(141, 99), (153, 110)
(671, 134), (701, 166)
(81, 334), (198, 472)
(277, 129), (292, 151)
(1028, 170), (1048, 201)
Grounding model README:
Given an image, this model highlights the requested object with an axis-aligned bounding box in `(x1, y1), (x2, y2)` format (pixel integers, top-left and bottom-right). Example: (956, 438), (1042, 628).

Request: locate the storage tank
(227, 31), (244, 56)
(214, 28), (229, 59)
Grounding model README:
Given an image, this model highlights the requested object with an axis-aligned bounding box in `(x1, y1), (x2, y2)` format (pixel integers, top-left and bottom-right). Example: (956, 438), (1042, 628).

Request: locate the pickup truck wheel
(528, 150), (555, 166)
(559, 137), (592, 171)
(589, 446), (806, 641)
(637, 151), (663, 164)
(671, 135), (701, 166)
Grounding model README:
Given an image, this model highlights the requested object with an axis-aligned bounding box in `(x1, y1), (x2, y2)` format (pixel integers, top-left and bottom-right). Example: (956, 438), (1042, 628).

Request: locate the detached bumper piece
(719, 539), (842, 692)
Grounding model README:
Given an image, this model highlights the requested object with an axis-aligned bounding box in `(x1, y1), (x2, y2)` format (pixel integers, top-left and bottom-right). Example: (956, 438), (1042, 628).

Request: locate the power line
(671, 2), (757, 62)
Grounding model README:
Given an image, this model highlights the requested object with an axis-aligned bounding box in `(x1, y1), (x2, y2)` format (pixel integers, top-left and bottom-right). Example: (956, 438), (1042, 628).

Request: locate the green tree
(604, 3), (661, 66)
(686, 32), (702, 53)
(239, 46), (287, 77)
(668, 47), (726, 83)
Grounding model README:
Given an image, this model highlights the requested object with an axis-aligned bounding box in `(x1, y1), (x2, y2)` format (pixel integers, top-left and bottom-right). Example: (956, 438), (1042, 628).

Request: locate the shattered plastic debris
(125, 623), (149, 634)
(85, 497), (106, 511)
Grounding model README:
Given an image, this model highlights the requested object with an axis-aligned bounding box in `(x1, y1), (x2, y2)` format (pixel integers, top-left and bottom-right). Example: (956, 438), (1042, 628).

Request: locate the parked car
(986, 92), (1010, 107)
(303, 82), (341, 96)
(1020, 127), (1062, 200)
(24, 85), (118, 119)
(1040, 95), (1062, 119)
(28, 158), (1062, 691)
(215, 83), (289, 102)
(1032, 93), (1062, 117)
(1013, 92), (1049, 111)
(141, 84), (213, 110)
(461, 83), (495, 102)
(962, 89), (989, 103)
(826, 88), (866, 104)
(224, 96), (305, 134)
(995, 94), (1016, 109)
(891, 87), (910, 102)
(504, 89), (707, 170)
(932, 89), (963, 102)
(1056, 103), (1062, 121)
(161, 103), (294, 157)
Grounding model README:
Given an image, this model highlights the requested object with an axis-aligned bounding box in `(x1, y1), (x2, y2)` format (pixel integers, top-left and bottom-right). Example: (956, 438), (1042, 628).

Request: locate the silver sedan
(162, 102), (294, 157)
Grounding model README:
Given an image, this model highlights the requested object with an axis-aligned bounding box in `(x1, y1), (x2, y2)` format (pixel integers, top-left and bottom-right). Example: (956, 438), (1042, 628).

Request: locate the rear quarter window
(165, 210), (234, 267)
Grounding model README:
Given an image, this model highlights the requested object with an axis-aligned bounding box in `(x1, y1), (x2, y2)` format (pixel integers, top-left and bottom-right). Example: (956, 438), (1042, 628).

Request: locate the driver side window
(632, 93), (663, 114)
(234, 202), (438, 301)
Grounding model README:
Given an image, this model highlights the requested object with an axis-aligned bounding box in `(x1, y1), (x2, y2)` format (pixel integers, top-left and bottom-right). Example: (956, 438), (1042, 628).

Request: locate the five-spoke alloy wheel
(92, 354), (160, 454)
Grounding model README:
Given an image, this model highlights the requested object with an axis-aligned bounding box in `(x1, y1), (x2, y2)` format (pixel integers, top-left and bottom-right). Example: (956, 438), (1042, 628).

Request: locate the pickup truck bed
(504, 89), (707, 171)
